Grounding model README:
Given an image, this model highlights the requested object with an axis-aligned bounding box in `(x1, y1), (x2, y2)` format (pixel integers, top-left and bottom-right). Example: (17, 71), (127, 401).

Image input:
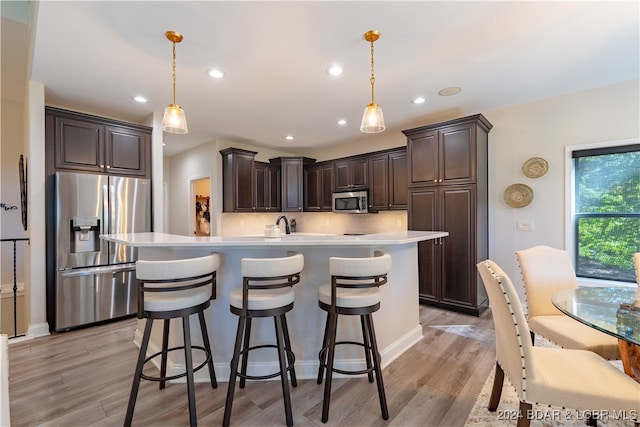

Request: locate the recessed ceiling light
(412, 96), (426, 104)
(438, 86), (462, 96)
(206, 68), (226, 79)
(326, 65), (343, 76)
(285, 135), (294, 141)
(337, 119), (347, 126)
(133, 95), (148, 103)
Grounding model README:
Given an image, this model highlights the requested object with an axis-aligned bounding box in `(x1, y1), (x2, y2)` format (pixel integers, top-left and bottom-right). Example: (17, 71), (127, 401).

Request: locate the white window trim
(564, 137), (639, 288)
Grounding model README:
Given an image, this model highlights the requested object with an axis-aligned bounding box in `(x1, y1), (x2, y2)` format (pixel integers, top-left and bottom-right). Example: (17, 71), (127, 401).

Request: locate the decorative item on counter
(264, 224), (281, 238)
(289, 218), (296, 233)
(504, 183), (534, 208)
(522, 157), (549, 179)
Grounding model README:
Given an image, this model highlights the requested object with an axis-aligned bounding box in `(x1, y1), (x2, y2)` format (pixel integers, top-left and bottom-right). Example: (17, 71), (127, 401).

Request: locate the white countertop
(100, 231), (448, 247)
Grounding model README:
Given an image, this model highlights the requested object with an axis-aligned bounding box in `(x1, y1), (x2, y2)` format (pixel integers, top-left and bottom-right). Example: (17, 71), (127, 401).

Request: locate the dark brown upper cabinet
(367, 147), (408, 212)
(304, 160), (334, 212)
(334, 157), (368, 191)
(404, 114), (492, 188)
(46, 107), (151, 178)
(270, 157), (316, 212)
(220, 148), (257, 212)
(255, 161), (280, 212)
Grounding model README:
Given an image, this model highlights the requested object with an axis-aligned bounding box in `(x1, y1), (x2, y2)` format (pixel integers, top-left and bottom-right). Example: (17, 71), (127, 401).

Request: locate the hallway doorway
(191, 177), (211, 236)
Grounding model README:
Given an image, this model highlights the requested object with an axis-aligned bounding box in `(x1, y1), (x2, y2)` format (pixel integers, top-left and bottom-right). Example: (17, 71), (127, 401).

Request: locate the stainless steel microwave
(332, 190), (368, 214)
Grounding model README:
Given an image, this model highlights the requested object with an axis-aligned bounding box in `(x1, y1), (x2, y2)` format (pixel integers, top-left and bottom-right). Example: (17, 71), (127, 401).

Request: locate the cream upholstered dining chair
(516, 245), (620, 360)
(477, 260), (640, 427)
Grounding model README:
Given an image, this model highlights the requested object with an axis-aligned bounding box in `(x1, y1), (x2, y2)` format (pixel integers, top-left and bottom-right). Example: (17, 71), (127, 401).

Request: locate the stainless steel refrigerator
(54, 171), (151, 331)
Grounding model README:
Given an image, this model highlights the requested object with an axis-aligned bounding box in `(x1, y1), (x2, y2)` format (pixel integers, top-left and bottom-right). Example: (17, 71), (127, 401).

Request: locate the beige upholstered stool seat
(125, 253), (220, 427)
(229, 287), (294, 310)
(317, 284), (380, 308)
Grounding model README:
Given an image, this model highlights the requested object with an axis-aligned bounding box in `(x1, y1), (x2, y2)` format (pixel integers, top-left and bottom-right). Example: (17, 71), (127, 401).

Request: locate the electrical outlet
(516, 220), (534, 232)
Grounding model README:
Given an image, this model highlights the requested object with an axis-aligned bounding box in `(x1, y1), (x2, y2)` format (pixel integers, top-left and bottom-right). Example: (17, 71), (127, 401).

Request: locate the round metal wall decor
(522, 157), (549, 179)
(504, 183), (534, 208)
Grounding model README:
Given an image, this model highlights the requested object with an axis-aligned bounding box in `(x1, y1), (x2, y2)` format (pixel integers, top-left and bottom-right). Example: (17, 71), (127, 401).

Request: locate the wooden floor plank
(9, 305), (495, 426)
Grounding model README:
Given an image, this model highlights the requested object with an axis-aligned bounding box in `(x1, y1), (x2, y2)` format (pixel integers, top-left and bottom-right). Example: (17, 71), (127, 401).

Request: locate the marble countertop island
(101, 230), (447, 382)
(101, 230), (447, 247)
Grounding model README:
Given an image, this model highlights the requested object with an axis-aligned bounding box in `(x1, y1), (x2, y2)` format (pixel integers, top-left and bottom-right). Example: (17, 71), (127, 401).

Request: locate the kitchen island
(101, 231), (447, 381)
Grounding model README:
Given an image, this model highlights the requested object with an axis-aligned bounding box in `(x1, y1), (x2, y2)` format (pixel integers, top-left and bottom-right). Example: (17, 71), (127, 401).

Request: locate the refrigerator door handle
(59, 263), (136, 278)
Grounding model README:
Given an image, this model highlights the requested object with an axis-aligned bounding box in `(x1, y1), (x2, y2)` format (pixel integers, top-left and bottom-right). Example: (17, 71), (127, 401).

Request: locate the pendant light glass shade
(161, 31), (188, 134)
(360, 30), (385, 134)
(162, 104), (188, 134)
(360, 102), (385, 133)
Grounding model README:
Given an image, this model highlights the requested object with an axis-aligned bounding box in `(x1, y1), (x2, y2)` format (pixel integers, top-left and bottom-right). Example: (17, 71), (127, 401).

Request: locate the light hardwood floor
(8, 305), (495, 426)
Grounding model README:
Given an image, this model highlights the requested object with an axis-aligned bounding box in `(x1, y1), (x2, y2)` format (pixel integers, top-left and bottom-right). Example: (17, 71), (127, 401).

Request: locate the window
(572, 144), (640, 282)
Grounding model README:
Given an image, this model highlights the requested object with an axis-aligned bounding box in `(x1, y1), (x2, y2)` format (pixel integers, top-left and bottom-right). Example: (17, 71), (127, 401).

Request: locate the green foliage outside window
(575, 149), (640, 282)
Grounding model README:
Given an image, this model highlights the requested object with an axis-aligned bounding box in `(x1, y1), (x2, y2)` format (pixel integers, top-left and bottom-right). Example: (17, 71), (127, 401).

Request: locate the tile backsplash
(220, 211), (407, 236)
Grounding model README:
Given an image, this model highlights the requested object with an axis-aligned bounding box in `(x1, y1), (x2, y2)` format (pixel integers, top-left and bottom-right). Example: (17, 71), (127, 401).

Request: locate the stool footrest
(141, 345), (211, 382)
(233, 344), (296, 381)
(318, 341), (376, 376)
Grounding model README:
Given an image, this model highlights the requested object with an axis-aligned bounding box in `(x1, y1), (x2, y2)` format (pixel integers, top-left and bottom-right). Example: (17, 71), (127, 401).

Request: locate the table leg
(618, 339), (640, 383)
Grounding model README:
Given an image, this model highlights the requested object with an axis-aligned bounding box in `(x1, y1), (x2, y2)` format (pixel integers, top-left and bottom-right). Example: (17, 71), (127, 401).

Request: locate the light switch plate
(516, 220), (534, 231)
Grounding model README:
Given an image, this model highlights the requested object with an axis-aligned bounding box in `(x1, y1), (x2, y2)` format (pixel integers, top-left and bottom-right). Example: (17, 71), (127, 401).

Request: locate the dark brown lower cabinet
(409, 185), (488, 316)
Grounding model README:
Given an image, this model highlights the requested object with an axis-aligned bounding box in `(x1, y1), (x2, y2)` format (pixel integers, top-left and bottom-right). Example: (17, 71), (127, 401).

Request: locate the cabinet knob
(388, 204), (392, 208)
(433, 179), (438, 183)
(100, 164), (105, 169)
(106, 165), (111, 169)
(439, 178), (443, 183)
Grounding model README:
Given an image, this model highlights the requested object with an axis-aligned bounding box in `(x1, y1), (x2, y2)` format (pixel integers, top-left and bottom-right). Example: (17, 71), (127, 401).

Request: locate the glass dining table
(552, 286), (640, 382)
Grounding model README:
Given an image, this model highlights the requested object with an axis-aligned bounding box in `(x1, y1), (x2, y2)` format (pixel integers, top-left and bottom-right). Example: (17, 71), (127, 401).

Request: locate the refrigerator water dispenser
(70, 217), (100, 253)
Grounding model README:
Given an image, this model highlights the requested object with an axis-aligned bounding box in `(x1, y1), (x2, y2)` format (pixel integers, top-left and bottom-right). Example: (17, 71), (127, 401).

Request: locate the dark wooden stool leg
(274, 314), (293, 427)
(223, 316), (246, 427)
(198, 311), (217, 388)
(280, 313), (297, 387)
(159, 318), (170, 390)
(124, 319), (153, 427)
(488, 362), (504, 411)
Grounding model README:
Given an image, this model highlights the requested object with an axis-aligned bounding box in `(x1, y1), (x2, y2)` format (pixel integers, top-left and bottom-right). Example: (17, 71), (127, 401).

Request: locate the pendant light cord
(369, 40), (376, 104)
(171, 41), (177, 106)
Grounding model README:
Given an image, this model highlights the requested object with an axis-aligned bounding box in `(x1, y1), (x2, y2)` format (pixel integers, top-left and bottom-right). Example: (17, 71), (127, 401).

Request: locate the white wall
(0, 99), (28, 286)
(167, 140), (296, 236)
(484, 79), (639, 300)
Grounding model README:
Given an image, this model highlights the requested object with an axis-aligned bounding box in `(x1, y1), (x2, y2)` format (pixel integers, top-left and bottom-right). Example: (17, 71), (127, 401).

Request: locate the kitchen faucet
(276, 215), (291, 234)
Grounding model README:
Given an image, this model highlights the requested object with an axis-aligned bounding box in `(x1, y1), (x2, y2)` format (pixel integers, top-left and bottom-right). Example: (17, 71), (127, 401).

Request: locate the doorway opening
(191, 177), (211, 236)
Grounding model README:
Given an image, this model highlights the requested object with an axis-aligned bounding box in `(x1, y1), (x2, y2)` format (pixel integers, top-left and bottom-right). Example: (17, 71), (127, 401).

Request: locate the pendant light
(360, 30), (385, 133)
(161, 30), (188, 134)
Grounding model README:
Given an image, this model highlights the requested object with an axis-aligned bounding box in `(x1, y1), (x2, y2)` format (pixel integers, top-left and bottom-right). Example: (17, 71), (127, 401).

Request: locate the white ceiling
(25, 1), (640, 156)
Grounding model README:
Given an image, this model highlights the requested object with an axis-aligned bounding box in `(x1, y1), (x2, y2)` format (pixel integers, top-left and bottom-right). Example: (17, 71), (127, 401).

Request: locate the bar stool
(124, 253), (220, 427)
(223, 252), (304, 427)
(316, 251), (391, 423)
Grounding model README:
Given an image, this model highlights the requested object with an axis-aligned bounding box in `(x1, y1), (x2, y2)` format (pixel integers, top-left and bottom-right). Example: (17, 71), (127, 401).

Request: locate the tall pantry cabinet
(404, 114), (492, 316)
